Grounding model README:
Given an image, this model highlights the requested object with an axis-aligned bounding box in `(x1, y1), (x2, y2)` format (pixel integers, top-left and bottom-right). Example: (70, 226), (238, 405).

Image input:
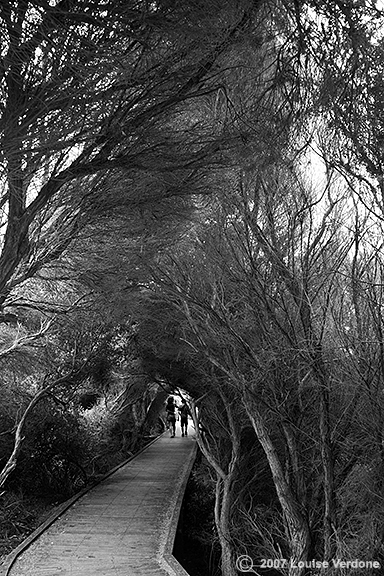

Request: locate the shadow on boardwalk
(1, 426), (196, 576)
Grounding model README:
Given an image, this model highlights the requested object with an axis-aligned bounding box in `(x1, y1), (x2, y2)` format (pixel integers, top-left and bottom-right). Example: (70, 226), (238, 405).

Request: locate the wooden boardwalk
(2, 425), (196, 576)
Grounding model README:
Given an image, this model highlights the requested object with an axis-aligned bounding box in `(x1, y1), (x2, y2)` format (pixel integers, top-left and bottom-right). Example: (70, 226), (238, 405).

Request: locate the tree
(0, 0), (257, 314)
(134, 290), (248, 576)
(144, 152), (377, 573)
(2, 1), (384, 572)
(0, 0), (262, 500)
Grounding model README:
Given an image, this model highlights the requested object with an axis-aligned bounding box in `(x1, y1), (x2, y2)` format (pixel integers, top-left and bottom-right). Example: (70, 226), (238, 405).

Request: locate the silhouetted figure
(165, 396), (177, 438)
(178, 399), (191, 437)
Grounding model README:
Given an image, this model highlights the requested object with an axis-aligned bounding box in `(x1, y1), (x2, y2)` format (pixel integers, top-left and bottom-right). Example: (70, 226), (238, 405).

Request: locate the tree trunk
(190, 393), (240, 576)
(215, 475), (237, 576)
(319, 386), (337, 562)
(281, 421), (307, 509)
(245, 400), (311, 576)
(142, 389), (169, 434)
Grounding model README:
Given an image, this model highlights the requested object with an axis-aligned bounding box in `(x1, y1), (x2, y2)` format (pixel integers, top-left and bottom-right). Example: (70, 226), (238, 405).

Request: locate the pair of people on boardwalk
(165, 396), (190, 437)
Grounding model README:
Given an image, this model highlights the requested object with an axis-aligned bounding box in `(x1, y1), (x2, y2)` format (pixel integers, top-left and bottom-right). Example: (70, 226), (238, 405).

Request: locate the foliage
(1, 1), (384, 574)
(14, 401), (88, 497)
(0, 491), (50, 558)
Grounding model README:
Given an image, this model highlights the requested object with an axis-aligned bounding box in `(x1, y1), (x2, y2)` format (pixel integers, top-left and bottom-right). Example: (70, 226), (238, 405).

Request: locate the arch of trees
(1, 1), (384, 575)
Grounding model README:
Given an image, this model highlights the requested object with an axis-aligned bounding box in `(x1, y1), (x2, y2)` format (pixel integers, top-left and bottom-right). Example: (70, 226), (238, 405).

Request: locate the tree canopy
(1, 1), (384, 575)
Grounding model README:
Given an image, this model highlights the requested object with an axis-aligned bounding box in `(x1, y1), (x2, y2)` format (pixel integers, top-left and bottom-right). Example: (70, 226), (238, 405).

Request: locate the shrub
(9, 400), (89, 499)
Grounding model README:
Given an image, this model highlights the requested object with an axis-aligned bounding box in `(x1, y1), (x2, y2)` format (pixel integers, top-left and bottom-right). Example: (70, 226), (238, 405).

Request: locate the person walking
(165, 396), (177, 437)
(178, 398), (191, 437)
